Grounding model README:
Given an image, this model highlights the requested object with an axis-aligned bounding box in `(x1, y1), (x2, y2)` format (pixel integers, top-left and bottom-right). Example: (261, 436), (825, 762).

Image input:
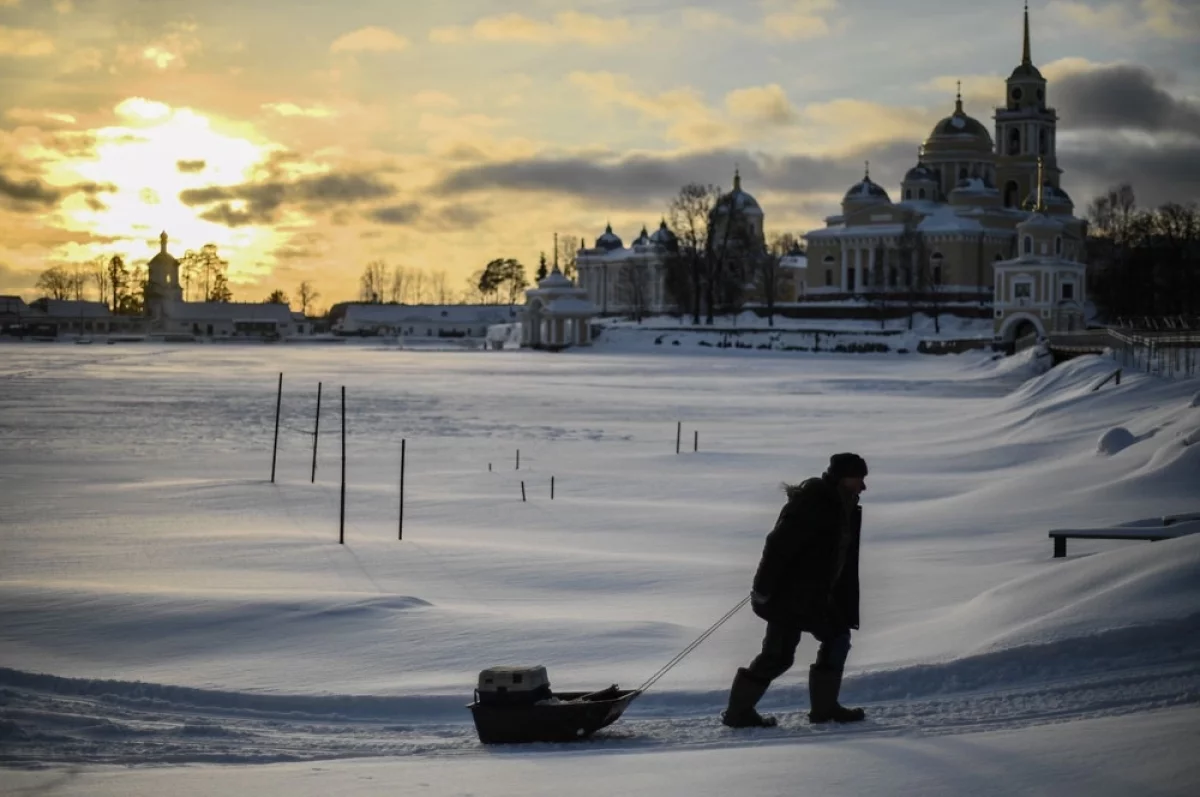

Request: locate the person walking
(721, 452), (869, 728)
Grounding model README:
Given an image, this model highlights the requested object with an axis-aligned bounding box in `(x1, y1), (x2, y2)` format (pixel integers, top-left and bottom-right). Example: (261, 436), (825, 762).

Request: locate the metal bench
(1048, 515), (1200, 558)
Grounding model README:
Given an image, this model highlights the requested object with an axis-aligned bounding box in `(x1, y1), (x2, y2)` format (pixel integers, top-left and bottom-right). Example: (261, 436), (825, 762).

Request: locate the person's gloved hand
(750, 589), (770, 609)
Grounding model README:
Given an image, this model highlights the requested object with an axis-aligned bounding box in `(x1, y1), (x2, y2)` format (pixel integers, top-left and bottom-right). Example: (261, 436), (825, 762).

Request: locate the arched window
(918, 188), (926, 200)
(889, 267), (897, 287)
(1055, 236), (1062, 255)
(905, 189), (912, 199)
(1008, 128), (1021, 155)
(1023, 236), (1033, 255)
(958, 167), (968, 180)
(1039, 129), (1048, 155)
(1004, 181), (1019, 208)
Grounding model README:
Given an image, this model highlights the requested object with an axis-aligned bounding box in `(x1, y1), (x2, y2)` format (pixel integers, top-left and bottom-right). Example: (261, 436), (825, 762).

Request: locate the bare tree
(89, 256), (110, 308)
(106, 255), (128, 313)
(430, 269), (449, 304)
(464, 271), (486, 303)
(297, 281), (319, 315)
(35, 265), (73, 300)
(360, 260), (388, 303)
(616, 261), (652, 322)
(556, 235), (579, 280)
(411, 269), (428, 304)
(664, 183), (720, 324)
(388, 264), (409, 303)
(266, 289), (289, 304)
(757, 233), (798, 328)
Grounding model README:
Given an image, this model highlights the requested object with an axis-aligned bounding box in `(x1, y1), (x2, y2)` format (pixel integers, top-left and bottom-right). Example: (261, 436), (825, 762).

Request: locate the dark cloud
(0, 172), (60, 206)
(1061, 136), (1200, 209)
(432, 144), (917, 208)
(176, 159), (206, 173)
(370, 203), (422, 225)
(1054, 65), (1200, 136)
(181, 172), (395, 226)
(0, 171), (116, 212)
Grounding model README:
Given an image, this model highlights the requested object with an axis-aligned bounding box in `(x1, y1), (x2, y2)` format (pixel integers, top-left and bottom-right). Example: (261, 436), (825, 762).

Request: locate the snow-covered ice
(0, 340), (1196, 795)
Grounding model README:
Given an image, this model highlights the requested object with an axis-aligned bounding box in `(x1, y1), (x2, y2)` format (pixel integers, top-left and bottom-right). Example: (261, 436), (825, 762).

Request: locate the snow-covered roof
(595, 223), (623, 251)
(544, 296), (599, 316)
(536, 268), (574, 290)
(165, 302), (295, 322)
(342, 304), (518, 325)
(39, 300), (112, 318)
(918, 205), (985, 233)
(951, 177), (998, 195)
(1018, 212), (1064, 233)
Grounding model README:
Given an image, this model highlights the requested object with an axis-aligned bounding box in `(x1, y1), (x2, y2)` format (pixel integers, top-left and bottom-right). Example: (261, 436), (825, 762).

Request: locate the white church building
(146, 232), (300, 338)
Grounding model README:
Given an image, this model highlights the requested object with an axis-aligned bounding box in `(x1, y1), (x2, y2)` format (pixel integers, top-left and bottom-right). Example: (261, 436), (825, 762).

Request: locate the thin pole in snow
(311, 381), (322, 484)
(521, 481), (526, 502)
(551, 476), (555, 500)
(694, 430), (698, 452)
(676, 422), (681, 454)
(339, 385), (346, 545)
(270, 372), (282, 482)
(516, 449), (520, 470)
(399, 438), (406, 541)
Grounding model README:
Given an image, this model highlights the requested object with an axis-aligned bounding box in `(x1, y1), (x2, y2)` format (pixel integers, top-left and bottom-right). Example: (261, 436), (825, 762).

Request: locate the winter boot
(807, 666), (865, 724)
(721, 667), (778, 728)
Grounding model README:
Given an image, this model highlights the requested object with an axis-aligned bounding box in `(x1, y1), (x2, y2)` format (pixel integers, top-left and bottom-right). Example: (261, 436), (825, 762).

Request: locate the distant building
(803, 6), (1088, 347)
(333, 303), (519, 338)
(145, 231), (302, 339)
(521, 266), (598, 350)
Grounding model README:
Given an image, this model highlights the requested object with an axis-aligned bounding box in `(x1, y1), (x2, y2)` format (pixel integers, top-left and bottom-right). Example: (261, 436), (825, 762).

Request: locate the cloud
(5, 108), (77, 127)
(1062, 135), (1200, 207)
(0, 171), (60, 206)
(762, 0), (837, 41)
(180, 171), (396, 227)
(176, 159), (206, 173)
(568, 71), (737, 147)
(0, 169), (116, 213)
(0, 26), (55, 56)
(1054, 64), (1200, 135)
(1047, 0), (1200, 40)
(412, 91), (459, 110)
(725, 84), (800, 126)
(263, 102), (335, 118)
(370, 202), (422, 225)
(430, 12), (634, 46)
(330, 26), (409, 54)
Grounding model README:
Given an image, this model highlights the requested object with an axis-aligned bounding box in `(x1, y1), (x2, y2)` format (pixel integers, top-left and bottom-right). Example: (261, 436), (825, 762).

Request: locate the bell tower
(994, 3), (1060, 209)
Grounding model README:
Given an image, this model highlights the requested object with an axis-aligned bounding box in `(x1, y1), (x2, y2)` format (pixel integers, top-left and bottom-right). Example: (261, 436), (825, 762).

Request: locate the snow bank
(1097, 426), (1136, 455)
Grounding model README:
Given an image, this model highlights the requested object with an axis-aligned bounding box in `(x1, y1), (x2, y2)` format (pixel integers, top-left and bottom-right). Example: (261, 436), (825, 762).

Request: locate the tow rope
(635, 595), (750, 694)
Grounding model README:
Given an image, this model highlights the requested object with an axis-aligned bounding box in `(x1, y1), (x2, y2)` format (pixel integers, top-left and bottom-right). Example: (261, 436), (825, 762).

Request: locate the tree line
(1085, 185), (1198, 323)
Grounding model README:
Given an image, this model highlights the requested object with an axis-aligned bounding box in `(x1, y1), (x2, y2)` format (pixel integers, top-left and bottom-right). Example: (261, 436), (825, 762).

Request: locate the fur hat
(827, 452), (868, 480)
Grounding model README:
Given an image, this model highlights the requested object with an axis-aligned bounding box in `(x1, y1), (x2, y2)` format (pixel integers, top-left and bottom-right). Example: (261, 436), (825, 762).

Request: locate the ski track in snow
(3, 619), (1198, 768)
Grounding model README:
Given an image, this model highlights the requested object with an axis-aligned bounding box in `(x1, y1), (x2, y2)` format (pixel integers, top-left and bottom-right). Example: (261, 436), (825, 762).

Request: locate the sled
(467, 666), (641, 744)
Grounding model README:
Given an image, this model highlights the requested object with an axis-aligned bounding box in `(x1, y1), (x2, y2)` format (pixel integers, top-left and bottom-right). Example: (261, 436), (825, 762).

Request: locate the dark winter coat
(750, 475), (861, 631)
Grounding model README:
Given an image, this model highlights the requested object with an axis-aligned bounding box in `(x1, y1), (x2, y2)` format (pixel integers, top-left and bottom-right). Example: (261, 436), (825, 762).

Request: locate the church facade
(804, 5), (1087, 343)
(146, 232), (301, 338)
(572, 7), (1086, 344)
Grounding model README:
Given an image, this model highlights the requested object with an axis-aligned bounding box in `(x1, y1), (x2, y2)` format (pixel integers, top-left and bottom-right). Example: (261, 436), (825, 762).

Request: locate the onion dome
(631, 225), (651, 246)
(594, 223), (623, 251)
(649, 219), (677, 247)
(924, 86), (994, 154)
(148, 231), (179, 267)
(1022, 182), (1072, 211)
(714, 169), (763, 216)
(843, 163), (891, 204)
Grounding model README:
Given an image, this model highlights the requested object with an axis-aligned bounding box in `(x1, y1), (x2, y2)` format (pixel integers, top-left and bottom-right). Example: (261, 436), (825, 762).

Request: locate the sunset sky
(1, 0), (1197, 309)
